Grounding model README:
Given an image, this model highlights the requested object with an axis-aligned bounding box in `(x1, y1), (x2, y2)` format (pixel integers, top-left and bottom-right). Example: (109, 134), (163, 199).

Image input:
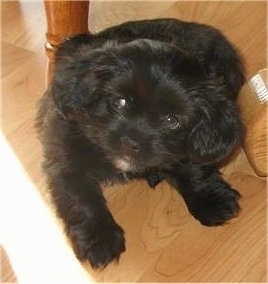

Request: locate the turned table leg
(44, 1), (90, 84)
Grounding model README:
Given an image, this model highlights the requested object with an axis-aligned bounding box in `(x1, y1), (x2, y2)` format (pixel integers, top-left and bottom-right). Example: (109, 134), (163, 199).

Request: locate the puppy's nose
(121, 136), (140, 153)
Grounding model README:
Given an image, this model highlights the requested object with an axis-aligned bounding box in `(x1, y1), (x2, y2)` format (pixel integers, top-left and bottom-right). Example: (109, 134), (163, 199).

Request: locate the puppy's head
(51, 37), (243, 172)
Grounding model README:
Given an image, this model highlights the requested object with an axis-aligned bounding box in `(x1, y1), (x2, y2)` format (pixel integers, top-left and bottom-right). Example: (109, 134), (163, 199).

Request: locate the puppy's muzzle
(120, 135), (141, 154)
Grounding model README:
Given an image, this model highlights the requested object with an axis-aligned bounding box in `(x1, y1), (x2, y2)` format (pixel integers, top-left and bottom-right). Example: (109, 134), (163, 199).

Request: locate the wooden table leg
(238, 69), (267, 176)
(44, 1), (90, 84)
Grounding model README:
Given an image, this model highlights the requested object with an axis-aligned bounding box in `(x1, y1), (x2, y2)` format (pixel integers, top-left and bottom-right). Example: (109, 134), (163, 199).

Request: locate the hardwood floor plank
(1, 41), (34, 77)
(0, 245), (18, 283)
(1, 1), (45, 52)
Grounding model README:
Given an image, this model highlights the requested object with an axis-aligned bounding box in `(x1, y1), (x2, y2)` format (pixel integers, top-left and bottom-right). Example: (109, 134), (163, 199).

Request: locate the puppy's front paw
(187, 187), (241, 226)
(70, 221), (125, 269)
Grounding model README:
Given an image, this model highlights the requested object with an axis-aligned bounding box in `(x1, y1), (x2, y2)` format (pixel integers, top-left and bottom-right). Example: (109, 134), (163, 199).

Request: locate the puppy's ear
(49, 36), (101, 118)
(187, 84), (244, 165)
(50, 64), (96, 119)
(50, 66), (96, 119)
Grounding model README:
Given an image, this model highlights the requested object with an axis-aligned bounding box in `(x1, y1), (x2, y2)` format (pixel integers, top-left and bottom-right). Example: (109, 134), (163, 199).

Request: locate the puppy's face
(80, 64), (193, 172)
(51, 39), (243, 172)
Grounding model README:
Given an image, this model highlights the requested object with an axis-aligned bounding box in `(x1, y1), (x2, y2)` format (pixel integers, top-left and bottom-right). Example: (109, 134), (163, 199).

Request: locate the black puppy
(36, 18), (245, 268)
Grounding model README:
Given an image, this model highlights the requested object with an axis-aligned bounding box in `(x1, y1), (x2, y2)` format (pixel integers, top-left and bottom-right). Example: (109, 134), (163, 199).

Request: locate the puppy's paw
(70, 221), (125, 269)
(87, 223), (125, 269)
(188, 187), (241, 226)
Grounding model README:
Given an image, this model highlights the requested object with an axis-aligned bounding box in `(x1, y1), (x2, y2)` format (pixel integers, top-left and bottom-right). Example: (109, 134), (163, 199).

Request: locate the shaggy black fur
(36, 18), (245, 268)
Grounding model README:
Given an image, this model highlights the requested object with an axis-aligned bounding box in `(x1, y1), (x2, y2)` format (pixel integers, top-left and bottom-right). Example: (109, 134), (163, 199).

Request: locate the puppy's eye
(161, 114), (182, 130)
(112, 97), (127, 111)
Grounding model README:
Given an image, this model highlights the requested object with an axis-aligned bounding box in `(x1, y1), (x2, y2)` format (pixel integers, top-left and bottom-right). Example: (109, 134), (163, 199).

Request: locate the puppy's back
(57, 18), (245, 99)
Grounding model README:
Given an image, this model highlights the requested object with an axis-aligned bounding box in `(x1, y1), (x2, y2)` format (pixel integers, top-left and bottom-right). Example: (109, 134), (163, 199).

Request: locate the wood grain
(1, 1), (267, 282)
(0, 246), (18, 283)
(44, 1), (89, 82)
(245, 105), (267, 176)
(238, 68), (267, 176)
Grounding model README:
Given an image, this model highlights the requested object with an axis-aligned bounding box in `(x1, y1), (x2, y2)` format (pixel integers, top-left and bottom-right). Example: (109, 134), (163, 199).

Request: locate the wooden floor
(1, 1), (267, 282)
